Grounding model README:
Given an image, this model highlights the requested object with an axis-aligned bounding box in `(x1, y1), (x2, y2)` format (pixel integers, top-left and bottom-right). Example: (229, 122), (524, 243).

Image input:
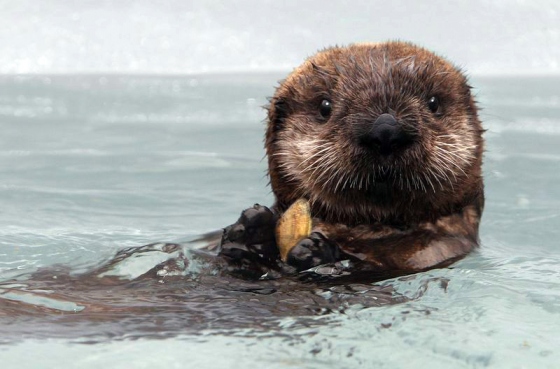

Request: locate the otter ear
(267, 96), (289, 133)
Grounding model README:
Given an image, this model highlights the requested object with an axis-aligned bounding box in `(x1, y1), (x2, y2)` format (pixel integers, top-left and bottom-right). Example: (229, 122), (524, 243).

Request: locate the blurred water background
(1, 1), (560, 368)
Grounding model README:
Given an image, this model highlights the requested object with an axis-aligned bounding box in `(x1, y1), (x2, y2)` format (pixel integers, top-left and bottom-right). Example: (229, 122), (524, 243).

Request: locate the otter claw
(219, 204), (279, 263)
(286, 232), (341, 271)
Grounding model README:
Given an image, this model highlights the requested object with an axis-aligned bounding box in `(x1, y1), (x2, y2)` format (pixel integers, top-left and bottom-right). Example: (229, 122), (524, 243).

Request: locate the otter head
(266, 42), (484, 225)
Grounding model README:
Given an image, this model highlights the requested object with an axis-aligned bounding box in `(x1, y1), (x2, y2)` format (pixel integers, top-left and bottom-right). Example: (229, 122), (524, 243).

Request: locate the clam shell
(275, 199), (312, 261)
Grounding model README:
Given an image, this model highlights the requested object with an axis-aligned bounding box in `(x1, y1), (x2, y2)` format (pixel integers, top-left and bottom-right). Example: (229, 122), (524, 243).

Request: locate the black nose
(359, 113), (413, 156)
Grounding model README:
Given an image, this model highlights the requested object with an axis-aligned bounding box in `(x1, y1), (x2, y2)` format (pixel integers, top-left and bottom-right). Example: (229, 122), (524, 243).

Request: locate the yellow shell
(275, 199), (312, 261)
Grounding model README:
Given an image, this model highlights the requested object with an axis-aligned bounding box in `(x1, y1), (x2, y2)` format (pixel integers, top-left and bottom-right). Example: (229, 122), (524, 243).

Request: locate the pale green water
(0, 75), (559, 368)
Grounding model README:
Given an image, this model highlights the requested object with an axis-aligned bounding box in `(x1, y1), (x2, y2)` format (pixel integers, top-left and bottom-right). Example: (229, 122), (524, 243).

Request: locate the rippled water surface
(1, 75), (559, 368)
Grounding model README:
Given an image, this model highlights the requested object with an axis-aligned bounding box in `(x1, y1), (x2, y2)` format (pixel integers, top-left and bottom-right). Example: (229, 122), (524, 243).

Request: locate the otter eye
(427, 96), (441, 114)
(319, 99), (332, 118)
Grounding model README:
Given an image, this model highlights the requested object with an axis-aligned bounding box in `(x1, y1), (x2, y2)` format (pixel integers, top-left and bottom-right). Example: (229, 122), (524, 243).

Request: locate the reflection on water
(0, 241), (414, 343)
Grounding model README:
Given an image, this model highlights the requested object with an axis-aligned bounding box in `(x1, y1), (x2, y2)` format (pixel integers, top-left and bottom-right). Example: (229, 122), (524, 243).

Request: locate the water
(1, 74), (559, 368)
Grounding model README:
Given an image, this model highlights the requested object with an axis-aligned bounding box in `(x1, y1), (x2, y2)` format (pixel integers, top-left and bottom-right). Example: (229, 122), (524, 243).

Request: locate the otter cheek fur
(221, 41), (484, 277)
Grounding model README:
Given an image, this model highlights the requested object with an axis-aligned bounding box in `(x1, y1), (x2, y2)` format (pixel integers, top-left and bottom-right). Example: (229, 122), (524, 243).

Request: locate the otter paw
(286, 232), (341, 271)
(219, 204), (279, 263)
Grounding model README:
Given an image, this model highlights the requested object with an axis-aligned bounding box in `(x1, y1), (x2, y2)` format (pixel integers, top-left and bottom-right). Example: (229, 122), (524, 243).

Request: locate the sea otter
(218, 41), (484, 280)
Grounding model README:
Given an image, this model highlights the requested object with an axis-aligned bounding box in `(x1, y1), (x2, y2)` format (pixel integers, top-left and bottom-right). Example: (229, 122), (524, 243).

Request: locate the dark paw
(286, 232), (341, 271)
(219, 204), (279, 265)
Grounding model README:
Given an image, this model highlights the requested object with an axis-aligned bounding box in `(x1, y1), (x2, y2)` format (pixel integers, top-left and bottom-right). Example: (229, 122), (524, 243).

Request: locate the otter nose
(359, 114), (412, 156)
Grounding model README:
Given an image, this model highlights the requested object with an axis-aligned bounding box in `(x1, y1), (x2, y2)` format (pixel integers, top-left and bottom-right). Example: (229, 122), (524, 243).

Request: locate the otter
(218, 41), (484, 280)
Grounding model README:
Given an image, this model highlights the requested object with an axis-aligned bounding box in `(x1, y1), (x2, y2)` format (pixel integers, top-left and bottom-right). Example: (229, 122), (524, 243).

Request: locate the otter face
(266, 42), (484, 224)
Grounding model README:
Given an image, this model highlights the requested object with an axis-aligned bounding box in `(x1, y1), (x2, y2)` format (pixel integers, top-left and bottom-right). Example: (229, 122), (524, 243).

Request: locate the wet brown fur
(265, 42), (484, 272)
